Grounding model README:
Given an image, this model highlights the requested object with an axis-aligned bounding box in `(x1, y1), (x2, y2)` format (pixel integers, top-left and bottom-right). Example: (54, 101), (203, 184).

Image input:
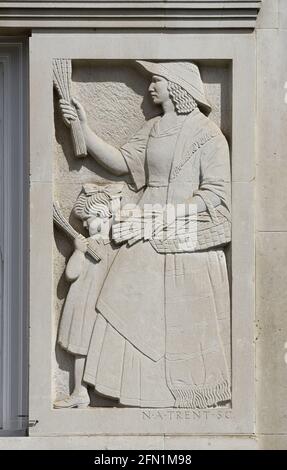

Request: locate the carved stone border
(28, 31), (256, 436)
(0, 1), (261, 29)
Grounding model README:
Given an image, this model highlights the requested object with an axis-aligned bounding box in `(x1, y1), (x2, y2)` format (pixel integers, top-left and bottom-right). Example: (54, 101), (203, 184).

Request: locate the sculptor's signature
(142, 409), (232, 421)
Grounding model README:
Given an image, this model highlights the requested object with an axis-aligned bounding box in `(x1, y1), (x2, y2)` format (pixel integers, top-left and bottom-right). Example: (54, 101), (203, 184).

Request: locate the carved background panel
(53, 60), (232, 407)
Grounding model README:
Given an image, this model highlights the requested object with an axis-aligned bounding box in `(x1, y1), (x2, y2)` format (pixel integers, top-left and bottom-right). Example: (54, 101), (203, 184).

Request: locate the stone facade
(0, 0), (287, 450)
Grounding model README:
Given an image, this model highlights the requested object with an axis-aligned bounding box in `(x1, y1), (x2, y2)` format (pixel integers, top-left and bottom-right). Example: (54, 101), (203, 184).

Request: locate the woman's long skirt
(84, 241), (231, 408)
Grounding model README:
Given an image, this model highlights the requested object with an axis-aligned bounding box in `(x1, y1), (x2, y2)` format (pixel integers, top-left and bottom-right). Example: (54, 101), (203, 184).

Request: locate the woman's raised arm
(60, 98), (129, 176)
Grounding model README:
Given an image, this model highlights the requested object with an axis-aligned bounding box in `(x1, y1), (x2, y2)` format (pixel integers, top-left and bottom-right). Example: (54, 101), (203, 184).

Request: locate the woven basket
(150, 194), (231, 254)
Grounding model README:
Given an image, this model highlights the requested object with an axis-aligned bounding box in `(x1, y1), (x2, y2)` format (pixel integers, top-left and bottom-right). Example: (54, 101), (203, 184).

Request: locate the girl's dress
(58, 240), (115, 356)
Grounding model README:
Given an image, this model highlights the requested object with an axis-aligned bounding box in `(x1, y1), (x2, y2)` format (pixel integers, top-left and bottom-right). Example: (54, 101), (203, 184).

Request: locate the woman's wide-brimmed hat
(136, 60), (211, 115)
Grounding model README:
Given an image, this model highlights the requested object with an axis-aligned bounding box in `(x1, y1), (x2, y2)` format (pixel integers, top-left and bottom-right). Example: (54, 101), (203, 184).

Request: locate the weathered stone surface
(53, 61), (233, 407)
(255, 2), (287, 444)
(256, 29), (287, 231)
(259, 435), (287, 450)
(0, 435), (165, 450)
(165, 435), (258, 450)
(279, 0), (287, 29)
(257, 0), (278, 29)
(256, 232), (287, 434)
(25, 30), (256, 437)
(0, 1), (262, 29)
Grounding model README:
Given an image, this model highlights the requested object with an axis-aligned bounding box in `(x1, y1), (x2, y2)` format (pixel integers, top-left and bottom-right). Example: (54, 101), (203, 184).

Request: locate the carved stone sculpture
(54, 183), (122, 408)
(56, 60), (231, 408)
(53, 59), (87, 158)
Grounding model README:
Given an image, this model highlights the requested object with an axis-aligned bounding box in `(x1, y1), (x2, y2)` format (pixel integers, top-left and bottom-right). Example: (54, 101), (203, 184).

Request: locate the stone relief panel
(52, 59), (232, 410)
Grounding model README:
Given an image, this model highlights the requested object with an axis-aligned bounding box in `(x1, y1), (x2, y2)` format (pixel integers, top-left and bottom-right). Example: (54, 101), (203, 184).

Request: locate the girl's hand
(74, 235), (88, 253)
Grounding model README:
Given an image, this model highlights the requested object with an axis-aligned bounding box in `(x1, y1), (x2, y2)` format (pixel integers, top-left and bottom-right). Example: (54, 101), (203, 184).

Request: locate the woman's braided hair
(167, 81), (198, 114)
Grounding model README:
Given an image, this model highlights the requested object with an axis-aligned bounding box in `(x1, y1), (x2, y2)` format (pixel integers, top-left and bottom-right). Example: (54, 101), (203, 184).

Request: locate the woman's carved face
(148, 75), (170, 105)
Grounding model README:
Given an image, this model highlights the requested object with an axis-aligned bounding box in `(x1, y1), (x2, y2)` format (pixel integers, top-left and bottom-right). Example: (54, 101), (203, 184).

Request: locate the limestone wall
(256, 0), (287, 450)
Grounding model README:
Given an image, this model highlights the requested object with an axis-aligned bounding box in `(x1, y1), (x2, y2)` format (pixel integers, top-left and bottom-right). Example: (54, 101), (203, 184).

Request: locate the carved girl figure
(60, 61), (231, 408)
(54, 183), (121, 408)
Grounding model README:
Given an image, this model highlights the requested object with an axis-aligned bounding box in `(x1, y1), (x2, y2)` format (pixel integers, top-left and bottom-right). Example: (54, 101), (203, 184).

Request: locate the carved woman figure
(60, 61), (231, 408)
(54, 183), (121, 408)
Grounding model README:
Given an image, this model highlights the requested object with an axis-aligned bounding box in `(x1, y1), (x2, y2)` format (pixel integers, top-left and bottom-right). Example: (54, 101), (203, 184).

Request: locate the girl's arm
(65, 237), (87, 282)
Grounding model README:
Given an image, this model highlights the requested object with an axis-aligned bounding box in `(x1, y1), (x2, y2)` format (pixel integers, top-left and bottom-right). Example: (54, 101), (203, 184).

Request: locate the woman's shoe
(54, 392), (90, 409)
